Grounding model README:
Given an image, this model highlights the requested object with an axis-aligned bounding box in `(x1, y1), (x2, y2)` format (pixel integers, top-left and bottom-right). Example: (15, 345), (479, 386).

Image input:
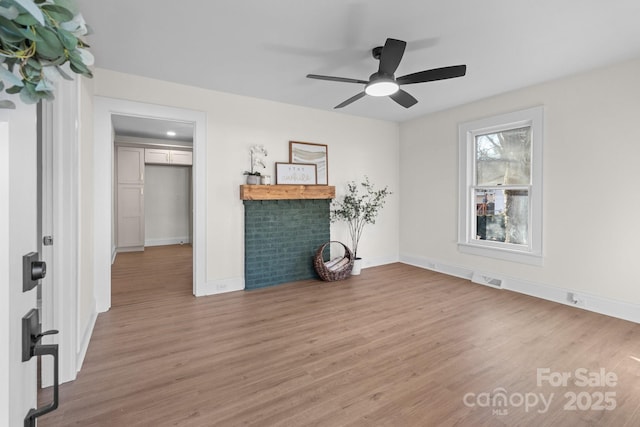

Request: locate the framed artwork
(289, 141), (328, 185)
(275, 162), (317, 185)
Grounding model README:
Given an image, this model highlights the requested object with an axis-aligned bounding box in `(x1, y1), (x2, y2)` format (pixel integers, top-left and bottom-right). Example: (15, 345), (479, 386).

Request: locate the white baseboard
(361, 254), (400, 270)
(145, 237), (191, 247)
(111, 246), (117, 265)
(197, 277), (245, 296)
(400, 253), (640, 324)
(76, 302), (98, 374)
(401, 254), (473, 280)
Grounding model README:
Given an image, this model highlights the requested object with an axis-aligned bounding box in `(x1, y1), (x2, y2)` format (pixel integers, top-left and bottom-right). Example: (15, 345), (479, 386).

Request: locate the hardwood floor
(40, 246), (640, 426)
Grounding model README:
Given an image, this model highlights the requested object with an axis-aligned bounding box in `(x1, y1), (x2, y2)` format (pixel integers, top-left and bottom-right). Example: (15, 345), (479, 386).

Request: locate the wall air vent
(471, 272), (503, 289)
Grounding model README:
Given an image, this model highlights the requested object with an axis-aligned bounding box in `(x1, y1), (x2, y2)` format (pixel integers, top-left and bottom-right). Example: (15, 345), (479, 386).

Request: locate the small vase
(260, 175), (271, 185)
(351, 258), (363, 275)
(246, 175), (260, 185)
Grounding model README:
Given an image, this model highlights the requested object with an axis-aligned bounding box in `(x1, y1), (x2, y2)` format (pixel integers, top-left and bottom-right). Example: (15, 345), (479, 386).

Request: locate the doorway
(93, 98), (207, 313)
(111, 115), (194, 305)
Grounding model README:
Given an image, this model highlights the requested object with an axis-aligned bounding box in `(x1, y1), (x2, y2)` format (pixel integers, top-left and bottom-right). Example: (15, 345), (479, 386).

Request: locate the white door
(0, 102), (40, 426)
(117, 146), (145, 249)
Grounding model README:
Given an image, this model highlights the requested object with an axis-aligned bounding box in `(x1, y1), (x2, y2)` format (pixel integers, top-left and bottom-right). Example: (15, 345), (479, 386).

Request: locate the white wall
(400, 58), (640, 310)
(78, 77), (97, 366)
(144, 165), (191, 246)
(92, 69), (400, 288)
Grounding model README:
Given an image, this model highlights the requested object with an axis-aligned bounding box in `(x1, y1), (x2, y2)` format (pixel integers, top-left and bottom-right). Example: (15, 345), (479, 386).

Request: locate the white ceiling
(77, 0), (640, 123)
(112, 115), (194, 143)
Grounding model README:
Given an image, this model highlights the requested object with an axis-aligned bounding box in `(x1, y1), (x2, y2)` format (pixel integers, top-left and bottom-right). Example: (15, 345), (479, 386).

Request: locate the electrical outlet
(568, 292), (585, 307)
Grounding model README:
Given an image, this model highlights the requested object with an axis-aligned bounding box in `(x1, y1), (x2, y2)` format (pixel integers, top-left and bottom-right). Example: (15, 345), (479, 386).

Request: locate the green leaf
(19, 82), (39, 103)
(35, 75), (53, 91)
(0, 63), (24, 87)
(0, 99), (16, 108)
(51, 0), (77, 15)
(34, 26), (63, 60)
(0, 15), (25, 37)
(54, 64), (72, 80)
(6, 84), (23, 94)
(18, 25), (39, 41)
(12, 0), (44, 26)
(13, 11), (39, 26)
(40, 3), (73, 23)
(0, 25), (24, 43)
(56, 27), (76, 50)
(22, 62), (40, 79)
(0, 5), (18, 20)
(69, 59), (89, 76)
(26, 57), (41, 70)
(68, 49), (89, 74)
(76, 46), (93, 65)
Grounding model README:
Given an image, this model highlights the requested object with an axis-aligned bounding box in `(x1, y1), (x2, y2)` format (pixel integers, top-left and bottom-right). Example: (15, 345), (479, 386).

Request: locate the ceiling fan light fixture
(365, 80), (399, 97)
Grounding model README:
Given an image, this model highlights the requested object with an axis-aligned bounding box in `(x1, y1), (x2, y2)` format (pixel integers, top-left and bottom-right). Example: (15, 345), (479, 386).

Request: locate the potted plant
(243, 144), (267, 184)
(0, 0), (94, 109)
(331, 176), (391, 275)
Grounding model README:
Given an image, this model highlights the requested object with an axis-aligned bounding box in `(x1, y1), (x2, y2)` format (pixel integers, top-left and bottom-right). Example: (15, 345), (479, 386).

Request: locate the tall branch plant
(331, 176), (391, 259)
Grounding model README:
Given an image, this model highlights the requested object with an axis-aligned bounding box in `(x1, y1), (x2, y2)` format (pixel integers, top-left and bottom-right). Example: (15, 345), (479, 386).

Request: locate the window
(458, 106), (543, 264)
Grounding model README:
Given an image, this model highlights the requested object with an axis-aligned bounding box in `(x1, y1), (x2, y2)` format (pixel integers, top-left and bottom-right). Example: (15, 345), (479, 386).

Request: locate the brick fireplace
(240, 185), (335, 290)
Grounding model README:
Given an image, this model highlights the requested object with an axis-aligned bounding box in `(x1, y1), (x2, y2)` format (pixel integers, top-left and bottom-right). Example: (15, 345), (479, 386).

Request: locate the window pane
(475, 126), (531, 185)
(475, 189), (529, 245)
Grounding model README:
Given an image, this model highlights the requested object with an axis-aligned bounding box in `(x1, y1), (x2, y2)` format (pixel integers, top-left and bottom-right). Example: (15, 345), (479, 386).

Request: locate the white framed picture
(289, 141), (328, 185)
(275, 162), (317, 185)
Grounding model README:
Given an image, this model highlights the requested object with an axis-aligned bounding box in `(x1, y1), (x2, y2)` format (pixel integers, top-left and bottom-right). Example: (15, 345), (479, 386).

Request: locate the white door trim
(0, 120), (11, 426)
(93, 97), (207, 312)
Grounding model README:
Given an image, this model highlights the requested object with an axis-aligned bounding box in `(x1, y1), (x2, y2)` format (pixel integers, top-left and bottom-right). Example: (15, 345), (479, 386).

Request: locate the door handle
(24, 343), (58, 427)
(22, 309), (60, 427)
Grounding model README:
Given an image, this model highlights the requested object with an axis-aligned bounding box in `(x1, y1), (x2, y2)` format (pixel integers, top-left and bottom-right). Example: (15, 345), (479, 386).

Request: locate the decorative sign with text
(275, 162), (317, 185)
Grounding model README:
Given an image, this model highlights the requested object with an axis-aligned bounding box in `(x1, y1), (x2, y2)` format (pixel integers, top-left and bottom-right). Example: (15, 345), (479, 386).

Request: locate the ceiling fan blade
(378, 38), (406, 75)
(390, 89), (418, 108)
(334, 92), (366, 109)
(397, 65), (467, 85)
(307, 74), (368, 85)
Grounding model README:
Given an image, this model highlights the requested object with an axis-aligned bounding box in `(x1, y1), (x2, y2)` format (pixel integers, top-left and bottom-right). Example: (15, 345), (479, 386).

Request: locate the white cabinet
(117, 147), (145, 251)
(145, 148), (192, 165)
(145, 148), (170, 164)
(170, 150), (193, 165)
(117, 146), (144, 184)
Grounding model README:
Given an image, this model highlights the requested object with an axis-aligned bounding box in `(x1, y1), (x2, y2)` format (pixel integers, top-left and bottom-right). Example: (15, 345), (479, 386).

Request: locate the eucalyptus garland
(0, 0), (93, 108)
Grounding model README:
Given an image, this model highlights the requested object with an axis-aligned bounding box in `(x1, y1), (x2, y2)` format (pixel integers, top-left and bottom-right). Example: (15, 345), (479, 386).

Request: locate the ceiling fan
(307, 38), (466, 109)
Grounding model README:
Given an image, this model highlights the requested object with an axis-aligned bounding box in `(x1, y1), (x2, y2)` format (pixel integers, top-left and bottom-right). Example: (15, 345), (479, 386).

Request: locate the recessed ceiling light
(166, 131), (176, 137)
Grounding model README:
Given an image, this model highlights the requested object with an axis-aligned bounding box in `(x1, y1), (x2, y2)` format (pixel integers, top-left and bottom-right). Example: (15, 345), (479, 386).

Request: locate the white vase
(351, 258), (363, 275)
(246, 175), (260, 185)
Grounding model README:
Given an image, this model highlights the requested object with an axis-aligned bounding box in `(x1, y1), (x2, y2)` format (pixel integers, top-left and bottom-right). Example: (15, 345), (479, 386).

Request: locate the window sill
(458, 242), (543, 266)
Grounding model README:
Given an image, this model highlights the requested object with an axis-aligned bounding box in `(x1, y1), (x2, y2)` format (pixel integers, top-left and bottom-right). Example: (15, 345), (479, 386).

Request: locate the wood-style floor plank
(39, 245), (640, 426)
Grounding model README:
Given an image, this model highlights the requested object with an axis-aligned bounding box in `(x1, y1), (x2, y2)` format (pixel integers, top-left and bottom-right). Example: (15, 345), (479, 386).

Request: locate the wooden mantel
(240, 185), (335, 200)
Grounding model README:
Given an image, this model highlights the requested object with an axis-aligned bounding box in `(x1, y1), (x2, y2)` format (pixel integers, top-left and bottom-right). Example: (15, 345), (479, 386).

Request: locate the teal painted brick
(243, 199), (330, 290)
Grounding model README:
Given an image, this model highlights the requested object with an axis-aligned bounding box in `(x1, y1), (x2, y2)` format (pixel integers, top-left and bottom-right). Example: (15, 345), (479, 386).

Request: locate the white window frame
(458, 106), (543, 265)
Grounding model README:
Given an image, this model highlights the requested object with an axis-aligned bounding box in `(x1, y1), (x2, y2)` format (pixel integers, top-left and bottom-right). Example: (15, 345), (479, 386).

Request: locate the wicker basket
(313, 241), (354, 281)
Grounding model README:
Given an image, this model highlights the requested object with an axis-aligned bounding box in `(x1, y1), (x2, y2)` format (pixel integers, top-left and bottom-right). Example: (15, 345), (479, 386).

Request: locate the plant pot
(351, 258), (363, 275)
(246, 175), (260, 185)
